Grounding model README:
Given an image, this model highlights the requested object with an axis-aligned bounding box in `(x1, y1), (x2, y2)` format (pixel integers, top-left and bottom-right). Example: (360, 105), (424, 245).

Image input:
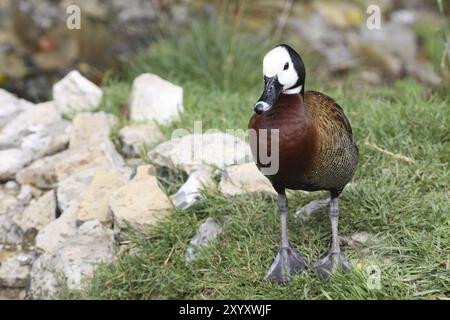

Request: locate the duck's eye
(283, 62), (289, 70)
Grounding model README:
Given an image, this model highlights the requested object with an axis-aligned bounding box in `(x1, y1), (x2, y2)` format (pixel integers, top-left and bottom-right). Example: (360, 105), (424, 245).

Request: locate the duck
(248, 44), (359, 282)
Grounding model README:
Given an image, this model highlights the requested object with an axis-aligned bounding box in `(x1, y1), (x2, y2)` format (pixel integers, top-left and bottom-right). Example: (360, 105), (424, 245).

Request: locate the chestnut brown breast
(249, 91), (358, 194)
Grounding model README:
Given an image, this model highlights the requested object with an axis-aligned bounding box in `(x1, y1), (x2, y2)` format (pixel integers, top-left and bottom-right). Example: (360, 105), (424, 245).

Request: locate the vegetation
(81, 18), (450, 300)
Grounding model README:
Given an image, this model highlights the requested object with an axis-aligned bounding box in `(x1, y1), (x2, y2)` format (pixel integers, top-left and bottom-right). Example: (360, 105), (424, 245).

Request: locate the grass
(79, 18), (450, 300)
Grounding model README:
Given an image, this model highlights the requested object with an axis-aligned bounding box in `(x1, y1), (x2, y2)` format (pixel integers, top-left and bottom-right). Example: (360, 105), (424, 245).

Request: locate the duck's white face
(263, 46), (301, 94)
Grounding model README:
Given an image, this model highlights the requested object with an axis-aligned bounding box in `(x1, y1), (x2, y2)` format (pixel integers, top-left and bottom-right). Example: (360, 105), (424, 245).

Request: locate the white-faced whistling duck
(249, 44), (359, 282)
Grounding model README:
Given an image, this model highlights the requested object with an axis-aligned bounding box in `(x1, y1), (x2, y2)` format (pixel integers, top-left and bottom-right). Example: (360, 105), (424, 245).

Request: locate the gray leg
(313, 196), (351, 281)
(264, 194), (307, 283)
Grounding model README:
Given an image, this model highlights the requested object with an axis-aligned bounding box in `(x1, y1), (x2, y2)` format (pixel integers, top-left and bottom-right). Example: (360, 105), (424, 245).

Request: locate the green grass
(83, 19), (450, 300)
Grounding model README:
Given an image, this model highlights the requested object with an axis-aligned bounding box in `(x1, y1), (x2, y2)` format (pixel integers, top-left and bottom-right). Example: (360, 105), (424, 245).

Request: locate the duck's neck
(283, 84), (303, 95)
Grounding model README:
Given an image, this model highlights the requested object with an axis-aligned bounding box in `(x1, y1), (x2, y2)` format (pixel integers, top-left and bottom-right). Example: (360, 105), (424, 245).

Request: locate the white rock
(29, 220), (116, 299)
(17, 184), (33, 205)
(148, 132), (252, 174)
(219, 162), (275, 197)
(129, 73), (183, 124)
(20, 120), (71, 159)
(0, 89), (33, 130)
(294, 198), (330, 221)
(0, 149), (32, 182)
(56, 167), (104, 213)
(0, 208), (24, 246)
(170, 168), (215, 209)
(0, 101), (61, 149)
(110, 165), (172, 233)
(119, 123), (164, 157)
(77, 170), (128, 224)
(14, 190), (56, 234)
(0, 253), (30, 288)
(53, 70), (103, 116)
(69, 112), (117, 148)
(35, 206), (78, 253)
(17, 139), (126, 189)
(185, 217), (222, 262)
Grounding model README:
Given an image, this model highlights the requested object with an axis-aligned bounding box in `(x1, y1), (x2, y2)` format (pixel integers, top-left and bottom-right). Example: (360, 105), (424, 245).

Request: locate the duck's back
(304, 91), (359, 194)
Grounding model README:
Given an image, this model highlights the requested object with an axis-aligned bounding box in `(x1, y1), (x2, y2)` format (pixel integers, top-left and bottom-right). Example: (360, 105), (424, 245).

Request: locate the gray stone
(185, 217), (222, 262)
(29, 220), (116, 299)
(170, 168), (215, 209)
(35, 205), (78, 253)
(0, 253), (30, 288)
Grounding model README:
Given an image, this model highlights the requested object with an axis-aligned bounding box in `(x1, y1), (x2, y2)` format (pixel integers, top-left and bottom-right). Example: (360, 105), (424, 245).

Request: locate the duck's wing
(305, 90), (354, 139)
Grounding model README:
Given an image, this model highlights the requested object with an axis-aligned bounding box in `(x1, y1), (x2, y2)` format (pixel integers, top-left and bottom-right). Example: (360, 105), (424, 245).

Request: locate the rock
(350, 41), (402, 76)
(0, 89), (33, 130)
(35, 206), (78, 253)
(56, 167), (104, 213)
(78, 170), (128, 224)
(358, 23), (417, 66)
(16, 184), (33, 206)
(148, 132), (252, 174)
(114, 0), (157, 22)
(129, 73), (183, 124)
(119, 123), (164, 157)
(53, 70), (103, 116)
(110, 165), (172, 233)
(14, 190), (56, 236)
(20, 119), (71, 159)
(408, 61), (442, 87)
(0, 101), (61, 149)
(0, 149), (32, 181)
(288, 15), (358, 72)
(170, 168), (216, 209)
(351, 232), (371, 244)
(0, 208), (24, 246)
(219, 162), (275, 197)
(0, 190), (19, 215)
(29, 220), (116, 299)
(4, 181), (19, 194)
(0, 253), (30, 288)
(313, 1), (363, 30)
(185, 217), (222, 262)
(294, 198), (330, 221)
(69, 112), (117, 148)
(17, 139), (126, 189)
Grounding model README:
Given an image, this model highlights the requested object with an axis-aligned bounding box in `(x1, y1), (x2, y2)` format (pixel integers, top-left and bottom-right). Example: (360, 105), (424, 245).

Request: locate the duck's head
(254, 44), (305, 114)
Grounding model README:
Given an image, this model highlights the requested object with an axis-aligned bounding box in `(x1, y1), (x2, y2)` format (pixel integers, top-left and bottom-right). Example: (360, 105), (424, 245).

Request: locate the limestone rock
(148, 132), (252, 174)
(170, 168), (215, 209)
(0, 89), (33, 130)
(219, 163), (275, 197)
(69, 112), (117, 148)
(185, 217), (222, 262)
(53, 70), (103, 116)
(35, 206), (78, 253)
(77, 170), (128, 224)
(29, 220), (116, 299)
(119, 123), (164, 157)
(0, 253), (31, 288)
(0, 149), (32, 182)
(110, 165), (172, 232)
(0, 101), (61, 149)
(16, 139), (126, 189)
(129, 73), (183, 124)
(14, 190), (56, 234)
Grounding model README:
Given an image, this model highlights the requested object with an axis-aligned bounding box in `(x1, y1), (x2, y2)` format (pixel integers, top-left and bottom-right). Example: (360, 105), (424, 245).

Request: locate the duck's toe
(313, 251), (351, 281)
